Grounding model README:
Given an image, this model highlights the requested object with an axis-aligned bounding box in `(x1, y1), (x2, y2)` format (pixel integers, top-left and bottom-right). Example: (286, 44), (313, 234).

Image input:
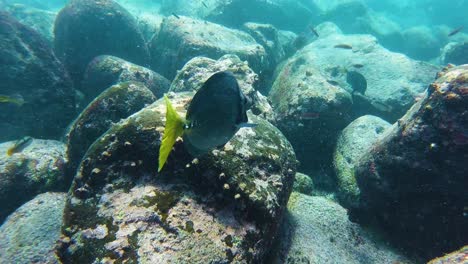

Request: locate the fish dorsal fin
(158, 96), (185, 172)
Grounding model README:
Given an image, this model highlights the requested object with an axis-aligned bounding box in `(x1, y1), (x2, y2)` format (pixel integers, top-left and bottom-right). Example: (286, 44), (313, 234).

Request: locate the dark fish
(0, 94), (24, 106)
(334, 44), (353, 50)
(327, 80), (339, 86)
(352, 64), (364, 68)
(7, 136), (33, 156)
(172, 13), (180, 19)
(347, 71), (367, 94)
(309, 25), (319, 37)
(448, 26), (464, 37)
(202, 1), (208, 8)
(158, 71), (255, 171)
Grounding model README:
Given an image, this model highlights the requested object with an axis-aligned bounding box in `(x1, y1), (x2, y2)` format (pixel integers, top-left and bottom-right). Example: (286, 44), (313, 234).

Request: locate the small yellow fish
(7, 136), (33, 156)
(0, 95), (25, 106)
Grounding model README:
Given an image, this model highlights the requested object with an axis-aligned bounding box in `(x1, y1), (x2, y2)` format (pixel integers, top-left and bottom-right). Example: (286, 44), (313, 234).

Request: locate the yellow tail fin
(158, 95), (185, 172)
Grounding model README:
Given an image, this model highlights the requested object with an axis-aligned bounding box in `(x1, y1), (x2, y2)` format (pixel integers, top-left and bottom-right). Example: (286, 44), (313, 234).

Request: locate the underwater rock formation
(428, 246), (468, 264)
(292, 173), (314, 196)
(441, 42), (468, 66)
(333, 115), (391, 209)
(293, 32), (439, 122)
(0, 192), (66, 264)
(353, 65), (468, 260)
(170, 55), (274, 121)
(0, 139), (68, 223)
(3, 3), (56, 43)
(149, 16), (267, 82)
(273, 192), (414, 264)
(269, 47), (353, 180)
(82, 55), (169, 105)
(0, 12), (75, 142)
(66, 81), (156, 176)
(54, 0), (150, 86)
(58, 93), (296, 263)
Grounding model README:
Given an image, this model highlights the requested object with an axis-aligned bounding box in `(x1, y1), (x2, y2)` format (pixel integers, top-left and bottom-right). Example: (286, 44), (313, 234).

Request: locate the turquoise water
(0, 0), (467, 263)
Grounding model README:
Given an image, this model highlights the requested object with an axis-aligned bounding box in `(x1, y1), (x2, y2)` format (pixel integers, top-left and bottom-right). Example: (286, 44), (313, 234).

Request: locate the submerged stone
(58, 93), (296, 263)
(54, 0), (150, 86)
(82, 55), (169, 105)
(0, 12), (75, 142)
(352, 65), (468, 260)
(0, 139), (68, 222)
(66, 81), (156, 176)
(0, 192), (66, 264)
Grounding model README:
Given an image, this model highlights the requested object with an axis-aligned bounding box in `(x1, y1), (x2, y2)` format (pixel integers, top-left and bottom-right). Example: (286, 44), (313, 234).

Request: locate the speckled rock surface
(82, 55), (169, 104)
(54, 0), (150, 85)
(292, 173), (314, 196)
(269, 48), (353, 178)
(0, 192), (66, 263)
(0, 139), (68, 223)
(295, 32), (440, 122)
(3, 3), (56, 43)
(352, 65), (468, 260)
(273, 192), (414, 264)
(58, 93), (296, 263)
(441, 42), (468, 66)
(428, 246), (468, 264)
(170, 55), (274, 121)
(0, 12), (75, 142)
(149, 16), (267, 81)
(333, 115), (391, 208)
(66, 81), (156, 176)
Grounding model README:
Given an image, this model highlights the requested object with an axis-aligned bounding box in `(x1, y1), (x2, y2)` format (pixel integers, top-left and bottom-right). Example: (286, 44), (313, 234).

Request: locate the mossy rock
(59, 92), (296, 263)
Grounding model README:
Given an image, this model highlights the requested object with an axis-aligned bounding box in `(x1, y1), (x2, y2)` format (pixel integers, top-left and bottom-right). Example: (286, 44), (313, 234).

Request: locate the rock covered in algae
(290, 32), (439, 122)
(0, 139), (68, 222)
(82, 55), (170, 105)
(54, 0), (150, 85)
(0, 192), (66, 264)
(428, 246), (468, 264)
(66, 81), (156, 175)
(292, 173), (314, 196)
(58, 93), (296, 263)
(0, 12), (75, 142)
(333, 115), (391, 209)
(352, 65), (468, 260)
(269, 48), (353, 176)
(273, 192), (414, 264)
(149, 16), (267, 81)
(170, 55), (274, 121)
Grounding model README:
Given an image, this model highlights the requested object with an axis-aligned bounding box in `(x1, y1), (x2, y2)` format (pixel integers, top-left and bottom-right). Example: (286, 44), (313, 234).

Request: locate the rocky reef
(57, 93), (297, 263)
(0, 192), (66, 263)
(352, 65), (468, 259)
(0, 139), (68, 222)
(54, 0), (150, 85)
(0, 12), (75, 142)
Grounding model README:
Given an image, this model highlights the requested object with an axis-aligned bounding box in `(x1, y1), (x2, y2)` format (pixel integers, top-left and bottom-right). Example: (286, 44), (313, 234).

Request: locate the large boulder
(3, 3), (56, 43)
(66, 81), (156, 176)
(333, 115), (391, 208)
(273, 192), (414, 264)
(269, 45), (353, 181)
(81, 55), (169, 105)
(0, 12), (75, 142)
(428, 246), (468, 264)
(149, 16), (267, 82)
(0, 139), (68, 223)
(0, 192), (66, 263)
(441, 42), (468, 66)
(295, 32), (439, 122)
(352, 65), (468, 260)
(170, 55), (274, 121)
(58, 93), (297, 263)
(54, 0), (150, 86)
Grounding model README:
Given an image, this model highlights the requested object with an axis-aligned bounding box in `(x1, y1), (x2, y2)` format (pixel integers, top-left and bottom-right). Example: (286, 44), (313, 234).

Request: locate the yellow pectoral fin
(158, 95), (185, 172)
